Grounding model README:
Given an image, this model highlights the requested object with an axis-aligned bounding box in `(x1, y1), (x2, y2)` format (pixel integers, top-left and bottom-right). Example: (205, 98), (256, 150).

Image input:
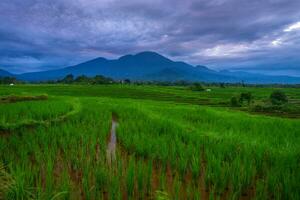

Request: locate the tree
(0, 76), (18, 84)
(241, 81), (245, 87)
(270, 90), (288, 105)
(124, 79), (131, 84)
(93, 75), (113, 84)
(239, 92), (252, 105)
(189, 83), (205, 91)
(230, 96), (240, 107)
(220, 83), (225, 88)
(75, 75), (89, 83)
(174, 80), (189, 86)
(61, 74), (74, 83)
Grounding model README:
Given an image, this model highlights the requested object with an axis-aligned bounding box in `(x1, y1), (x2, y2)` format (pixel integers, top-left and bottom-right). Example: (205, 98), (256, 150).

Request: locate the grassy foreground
(0, 84), (299, 199)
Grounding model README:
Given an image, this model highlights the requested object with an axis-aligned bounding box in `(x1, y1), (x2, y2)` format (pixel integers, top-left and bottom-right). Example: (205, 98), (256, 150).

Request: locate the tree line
(1, 74), (300, 88)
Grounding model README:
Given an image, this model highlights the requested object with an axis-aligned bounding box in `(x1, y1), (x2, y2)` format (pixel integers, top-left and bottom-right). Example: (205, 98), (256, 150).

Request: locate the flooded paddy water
(106, 113), (118, 165)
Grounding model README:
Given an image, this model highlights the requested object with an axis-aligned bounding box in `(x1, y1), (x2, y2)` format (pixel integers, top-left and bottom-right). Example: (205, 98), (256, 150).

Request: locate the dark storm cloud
(0, 0), (300, 75)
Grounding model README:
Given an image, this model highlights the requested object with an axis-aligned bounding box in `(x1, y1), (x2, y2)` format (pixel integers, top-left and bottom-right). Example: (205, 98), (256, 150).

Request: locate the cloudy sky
(1, 0), (300, 76)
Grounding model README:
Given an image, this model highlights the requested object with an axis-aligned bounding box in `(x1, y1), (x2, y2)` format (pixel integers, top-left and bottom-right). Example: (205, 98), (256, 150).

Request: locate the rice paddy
(0, 84), (299, 199)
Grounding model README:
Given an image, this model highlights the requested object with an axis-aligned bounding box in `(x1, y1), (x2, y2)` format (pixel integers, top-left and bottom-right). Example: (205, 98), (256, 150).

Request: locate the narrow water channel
(106, 113), (118, 165)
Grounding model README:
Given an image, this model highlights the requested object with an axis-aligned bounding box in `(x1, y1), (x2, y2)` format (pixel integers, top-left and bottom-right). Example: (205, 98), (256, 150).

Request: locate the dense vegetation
(0, 84), (299, 199)
(0, 77), (23, 85)
(58, 74), (114, 85)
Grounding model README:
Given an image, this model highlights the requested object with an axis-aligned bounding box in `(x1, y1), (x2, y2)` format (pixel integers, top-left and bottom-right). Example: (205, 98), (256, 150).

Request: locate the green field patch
(0, 97), (81, 132)
(0, 86), (300, 199)
(1, 84), (299, 117)
(96, 98), (300, 199)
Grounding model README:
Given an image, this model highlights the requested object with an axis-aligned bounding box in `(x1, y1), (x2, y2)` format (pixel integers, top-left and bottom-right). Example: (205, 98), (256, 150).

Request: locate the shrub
(74, 75), (89, 83)
(252, 104), (264, 112)
(189, 83), (205, 91)
(123, 79), (131, 84)
(270, 90), (288, 105)
(230, 96), (240, 107)
(239, 92), (252, 105)
(61, 74), (74, 83)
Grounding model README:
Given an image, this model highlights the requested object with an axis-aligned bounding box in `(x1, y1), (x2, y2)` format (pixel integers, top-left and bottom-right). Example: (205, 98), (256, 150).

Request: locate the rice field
(0, 84), (299, 199)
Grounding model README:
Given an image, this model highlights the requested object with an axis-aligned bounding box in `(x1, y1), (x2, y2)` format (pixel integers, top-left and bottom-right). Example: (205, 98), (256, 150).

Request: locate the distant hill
(2, 51), (300, 84)
(0, 69), (13, 77)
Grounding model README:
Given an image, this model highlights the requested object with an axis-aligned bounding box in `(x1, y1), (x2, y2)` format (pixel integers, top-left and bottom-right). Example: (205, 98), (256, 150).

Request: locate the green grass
(0, 84), (299, 199)
(0, 96), (80, 131)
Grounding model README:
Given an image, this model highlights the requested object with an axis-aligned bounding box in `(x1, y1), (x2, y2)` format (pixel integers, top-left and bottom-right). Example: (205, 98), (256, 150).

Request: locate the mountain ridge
(0, 69), (13, 77)
(1, 51), (300, 84)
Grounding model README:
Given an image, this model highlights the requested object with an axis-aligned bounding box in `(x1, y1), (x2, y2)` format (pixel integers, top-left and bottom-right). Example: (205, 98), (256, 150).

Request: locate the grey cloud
(0, 0), (299, 75)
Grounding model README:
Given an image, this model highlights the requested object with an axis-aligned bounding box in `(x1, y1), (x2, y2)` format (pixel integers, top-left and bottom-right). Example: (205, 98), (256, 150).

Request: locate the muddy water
(106, 114), (118, 165)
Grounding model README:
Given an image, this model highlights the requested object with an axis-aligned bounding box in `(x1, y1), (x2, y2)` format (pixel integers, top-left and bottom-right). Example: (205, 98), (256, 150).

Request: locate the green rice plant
(145, 160), (153, 195)
(177, 150), (188, 179)
(155, 190), (170, 200)
(159, 171), (166, 191)
(49, 191), (69, 200)
(136, 160), (146, 197)
(193, 189), (201, 200)
(0, 163), (15, 200)
(126, 156), (135, 198)
(5, 165), (33, 200)
(95, 166), (108, 193)
(229, 154), (255, 196)
(190, 155), (201, 180)
(54, 169), (70, 200)
(1, 85), (300, 199)
(172, 175), (181, 200)
(255, 179), (268, 200)
(209, 189), (214, 200)
(108, 174), (121, 200)
(82, 169), (91, 200)
(186, 183), (194, 200)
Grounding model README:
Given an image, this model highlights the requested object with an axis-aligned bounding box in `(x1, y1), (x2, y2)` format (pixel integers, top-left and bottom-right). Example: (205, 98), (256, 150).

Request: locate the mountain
(0, 69), (13, 77)
(3, 51), (300, 83)
(16, 51), (238, 82)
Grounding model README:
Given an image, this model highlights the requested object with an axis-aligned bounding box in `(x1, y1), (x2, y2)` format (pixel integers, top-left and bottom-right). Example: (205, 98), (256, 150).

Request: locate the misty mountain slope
(0, 69), (13, 77)
(220, 70), (300, 84)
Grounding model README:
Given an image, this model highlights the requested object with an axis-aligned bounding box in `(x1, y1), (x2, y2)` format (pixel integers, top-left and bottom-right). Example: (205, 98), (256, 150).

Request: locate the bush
(239, 92), (252, 105)
(251, 104), (264, 112)
(230, 96), (240, 107)
(189, 83), (205, 91)
(58, 74), (114, 84)
(251, 103), (299, 114)
(61, 74), (74, 83)
(270, 90), (288, 105)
